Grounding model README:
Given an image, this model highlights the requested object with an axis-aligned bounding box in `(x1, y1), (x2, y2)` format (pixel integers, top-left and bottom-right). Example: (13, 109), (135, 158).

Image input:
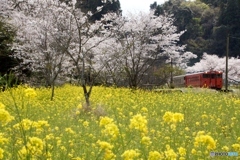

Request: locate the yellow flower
(203, 122), (208, 126)
(231, 117), (236, 121)
(56, 139), (61, 146)
(178, 147), (186, 157)
(164, 145), (177, 160)
(13, 119), (33, 130)
(69, 140), (74, 147)
(201, 114), (208, 119)
(0, 102), (5, 109)
(97, 140), (115, 160)
(222, 146), (229, 151)
(33, 120), (50, 129)
(19, 146), (27, 158)
(76, 110), (80, 115)
(148, 151), (163, 160)
(60, 146), (67, 152)
(232, 144), (240, 151)
(191, 149), (197, 155)
(173, 113), (184, 123)
(194, 131), (216, 150)
(216, 118), (221, 125)
(0, 133), (8, 145)
(77, 104), (82, 109)
(68, 153), (74, 158)
(234, 99), (240, 105)
(121, 149), (140, 160)
(141, 107), (148, 113)
(24, 88), (37, 98)
(100, 117), (114, 127)
(65, 127), (75, 134)
(129, 114), (148, 134)
(45, 134), (54, 140)
(100, 117), (119, 140)
(101, 123), (119, 140)
(163, 112), (173, 123)
(83, 121), (89, 127)
(97, 140), (113, 150)
(164, 136), (170, 141)
(238, 137), (240, 142)
(0, 148), (4, 159)
(163, 111), (184, 124)
(28, 137), (44, 154)
(19, 137), (44, 158)
(0, 102), (14, 126)
(104, 149), (116, 160)
(170, 124), (176, 131)
(0, 108), (14, 126)
(141, 136), (152, 146)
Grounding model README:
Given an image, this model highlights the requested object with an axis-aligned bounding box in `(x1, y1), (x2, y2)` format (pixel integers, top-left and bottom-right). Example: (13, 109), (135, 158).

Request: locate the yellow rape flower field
(0, 84), (240, 160)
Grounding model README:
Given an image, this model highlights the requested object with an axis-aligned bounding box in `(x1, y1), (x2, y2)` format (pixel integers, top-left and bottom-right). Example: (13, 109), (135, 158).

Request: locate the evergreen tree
(0, 17), (17, 75)
(77, 0), (121, 21)
(219, 0), (240, 27)
(216, 0), (240, 57)
(151, 0), (240, 60)
(200, 0), (227, 7)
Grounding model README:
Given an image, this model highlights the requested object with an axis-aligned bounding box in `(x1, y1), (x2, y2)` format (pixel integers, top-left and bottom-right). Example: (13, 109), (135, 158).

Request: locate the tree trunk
(51, 82), (55, 101)
(82, 84), (93, 112)
(129, 75), (138, 89)
(82, 84), (93, 107)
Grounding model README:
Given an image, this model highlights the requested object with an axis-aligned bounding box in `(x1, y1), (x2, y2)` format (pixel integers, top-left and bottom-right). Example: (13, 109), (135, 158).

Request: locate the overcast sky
(120, 0), (166, 15)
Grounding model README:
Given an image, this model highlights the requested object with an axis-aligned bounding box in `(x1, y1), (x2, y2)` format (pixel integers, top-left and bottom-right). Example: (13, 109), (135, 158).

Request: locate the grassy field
(0, 84), (240, 159)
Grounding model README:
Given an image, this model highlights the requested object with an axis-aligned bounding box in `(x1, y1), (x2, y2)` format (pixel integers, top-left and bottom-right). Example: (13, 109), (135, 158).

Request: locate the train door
(202, 74), (210, 88)
(210, 73), (217, 88)
(216, 73), (223, 89)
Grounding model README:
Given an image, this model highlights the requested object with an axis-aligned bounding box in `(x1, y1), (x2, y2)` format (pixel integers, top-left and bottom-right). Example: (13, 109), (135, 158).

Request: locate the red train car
(173, 71), (223, 89)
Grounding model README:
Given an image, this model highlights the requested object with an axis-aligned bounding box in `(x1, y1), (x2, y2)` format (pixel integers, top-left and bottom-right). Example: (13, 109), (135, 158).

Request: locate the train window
(217, 74), (222, 78)
(211, 74), (216, 78)
(203, 74), (209, 78)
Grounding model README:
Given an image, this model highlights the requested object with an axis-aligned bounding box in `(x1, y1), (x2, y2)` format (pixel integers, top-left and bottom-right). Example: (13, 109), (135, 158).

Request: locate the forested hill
(76, 0), (121, 20)
(151, 0), (240, 63)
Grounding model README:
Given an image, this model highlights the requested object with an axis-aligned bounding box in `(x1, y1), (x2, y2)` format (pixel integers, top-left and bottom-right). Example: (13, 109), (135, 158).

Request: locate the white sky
(120, 0), (167, 15)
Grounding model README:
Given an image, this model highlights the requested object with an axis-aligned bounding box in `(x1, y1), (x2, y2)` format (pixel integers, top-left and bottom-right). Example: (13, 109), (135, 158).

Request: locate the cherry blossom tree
(0, 0), (15, 18)
(6, 0), (75, 100)
(92, 37), (126, 86)
(97, 12), (196, 88)
(186, 53), (240, 83)
(50, 3), (118, 106)
(5, 0), (117, 102)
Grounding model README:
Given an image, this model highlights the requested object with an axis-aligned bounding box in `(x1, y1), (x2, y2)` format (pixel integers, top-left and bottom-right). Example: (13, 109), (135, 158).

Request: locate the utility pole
(225, 34), (229, 91)
(170, 58), (173, 88)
